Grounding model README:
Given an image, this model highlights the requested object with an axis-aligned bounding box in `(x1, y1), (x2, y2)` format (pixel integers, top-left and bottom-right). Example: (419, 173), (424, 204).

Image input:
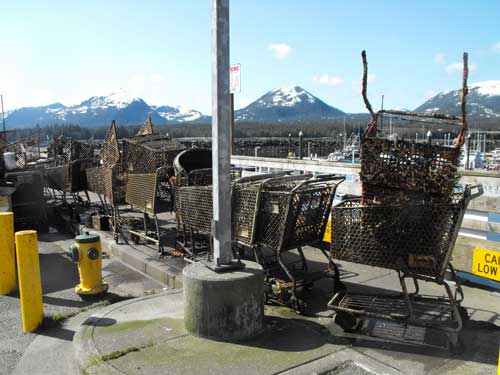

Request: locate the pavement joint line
(272, 347), (350, 375)
(357, 271), (395, 285)
(108, 258), (170, 289)
(350, 347), (408, 374)
(424, 358), (454, 375)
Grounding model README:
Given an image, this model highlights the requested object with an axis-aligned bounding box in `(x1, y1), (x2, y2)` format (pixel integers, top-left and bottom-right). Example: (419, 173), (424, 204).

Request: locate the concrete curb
(73, 290), (182, 375)
(72, 222), (184, 290)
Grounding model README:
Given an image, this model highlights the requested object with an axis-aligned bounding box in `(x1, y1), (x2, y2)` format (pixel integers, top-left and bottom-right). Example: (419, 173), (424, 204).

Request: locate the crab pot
(103, 164), (127, 206)
(331, 187), (480, 280)
(255, 175), (343, 251)
(173, 148), (212, 185)
(44, 159), (95, 192)
(5, 171), (47, 231)
(122, 134), (185, 174)
(361, 137), (461, 204)
(56, 139), (96, 162)
(125, 167), (173, 214)
(86, 166), (105, 195)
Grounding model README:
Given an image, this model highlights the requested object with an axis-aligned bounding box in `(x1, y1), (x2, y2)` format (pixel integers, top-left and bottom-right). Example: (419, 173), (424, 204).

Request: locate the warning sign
(230, 64), (241, 94)
(472, 247), (500, 281)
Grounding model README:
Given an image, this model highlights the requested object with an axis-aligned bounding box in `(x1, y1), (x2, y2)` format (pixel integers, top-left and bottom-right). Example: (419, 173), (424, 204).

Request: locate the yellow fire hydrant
(69, 234), (108, 297)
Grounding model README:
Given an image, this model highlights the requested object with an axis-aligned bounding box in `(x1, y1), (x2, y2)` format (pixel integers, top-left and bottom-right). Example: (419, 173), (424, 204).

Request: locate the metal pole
(427, 130), (432, 145)
(380, 94), (384, 130)
(343, 117), (346, 150)
(288, 133), (291, 156)
(298, 131), (303, 160)
(229, 93), (234, 155)
(1, 94), (6, 132)
(466, 134), (471, 170)
(307, 141), (311, 159)
(211, 0), (232, 266)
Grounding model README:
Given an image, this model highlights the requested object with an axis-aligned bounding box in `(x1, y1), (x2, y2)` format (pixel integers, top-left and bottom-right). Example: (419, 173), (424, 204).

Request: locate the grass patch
(39, 294), (133, 330)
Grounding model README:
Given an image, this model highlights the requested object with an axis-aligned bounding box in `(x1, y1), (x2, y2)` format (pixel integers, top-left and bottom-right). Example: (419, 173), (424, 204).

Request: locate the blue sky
(1, 0), (499, 114)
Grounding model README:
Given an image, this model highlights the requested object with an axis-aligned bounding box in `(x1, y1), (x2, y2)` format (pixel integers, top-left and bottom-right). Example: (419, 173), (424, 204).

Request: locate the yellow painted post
(15, 230), (43, 332)
(0, 212), (16, 295)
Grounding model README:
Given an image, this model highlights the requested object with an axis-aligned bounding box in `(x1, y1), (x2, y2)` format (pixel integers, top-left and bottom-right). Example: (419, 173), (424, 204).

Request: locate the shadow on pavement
(35, 327), (75, 342)
(39, 253), (79, 294)
(241, 316), (329, 352)
(82, 317), (117, 327)
(316, 281), (500, 366)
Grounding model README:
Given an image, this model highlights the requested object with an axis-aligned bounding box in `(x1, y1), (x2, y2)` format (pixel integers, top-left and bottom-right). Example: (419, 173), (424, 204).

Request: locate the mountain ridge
(4, 81), (500, 129)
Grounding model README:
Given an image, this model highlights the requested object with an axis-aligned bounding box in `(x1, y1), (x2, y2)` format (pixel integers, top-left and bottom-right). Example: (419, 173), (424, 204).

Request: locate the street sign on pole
(230, 63), (241, 94)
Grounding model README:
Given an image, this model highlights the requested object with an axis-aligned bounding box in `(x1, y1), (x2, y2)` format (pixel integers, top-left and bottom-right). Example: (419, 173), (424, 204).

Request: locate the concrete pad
(73, 290), (347, 375)
(73, 287), (500, 375)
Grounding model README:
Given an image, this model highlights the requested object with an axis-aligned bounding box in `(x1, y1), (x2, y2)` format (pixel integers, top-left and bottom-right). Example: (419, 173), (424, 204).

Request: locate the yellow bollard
(0, 212), (16, 295)
(15, 230), (43, 332)
(69, 234), (108, 297)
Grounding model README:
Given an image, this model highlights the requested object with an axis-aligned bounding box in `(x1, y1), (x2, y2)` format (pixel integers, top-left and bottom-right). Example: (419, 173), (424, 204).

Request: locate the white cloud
(434, 53), (446, 65)
(445, 62), (477, 74)
(491, 42), (500, 53)
(269, 43), (291, 59)
(367, 73), (376, 83)
(313, 74), (344, 86)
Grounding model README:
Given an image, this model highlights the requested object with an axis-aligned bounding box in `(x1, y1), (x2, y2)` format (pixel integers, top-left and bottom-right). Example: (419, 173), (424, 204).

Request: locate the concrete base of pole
(183, 260), (264, 341)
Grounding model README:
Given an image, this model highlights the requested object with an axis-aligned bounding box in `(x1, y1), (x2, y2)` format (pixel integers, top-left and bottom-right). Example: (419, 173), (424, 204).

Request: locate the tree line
(6, 118), (500, 144)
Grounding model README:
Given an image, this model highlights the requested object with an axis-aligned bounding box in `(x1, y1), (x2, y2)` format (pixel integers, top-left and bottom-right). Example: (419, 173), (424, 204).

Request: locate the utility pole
(380, 94), (384, 130)
(1, 94), (6, 133)
(211, 0), (234, 268)
(466, 134), (471, 170)
(298, 131), (303, 160)
(343, 116), (346, 151)
(229, 93), (234, 155)
(389, 116), (393, 139)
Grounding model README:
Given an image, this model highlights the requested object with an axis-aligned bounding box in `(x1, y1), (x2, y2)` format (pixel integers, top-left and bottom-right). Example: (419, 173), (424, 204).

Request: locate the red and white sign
(230, 64), (241, 94)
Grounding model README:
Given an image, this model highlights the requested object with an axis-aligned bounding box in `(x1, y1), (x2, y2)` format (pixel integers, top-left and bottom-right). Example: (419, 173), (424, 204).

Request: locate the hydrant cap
(75, 234), (100, 244)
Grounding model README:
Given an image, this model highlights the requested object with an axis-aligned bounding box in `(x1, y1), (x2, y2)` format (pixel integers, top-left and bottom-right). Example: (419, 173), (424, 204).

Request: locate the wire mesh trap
(252, 174), (344, 312)
(175, 170), (345, 312)
(43, 158), (96, 193)
(122, 134), (185, 174)
(5, 170), (48, 231)
(328, 51), (478, 352)
(86, 166), (105, 195)
(125, 167), (175, 255)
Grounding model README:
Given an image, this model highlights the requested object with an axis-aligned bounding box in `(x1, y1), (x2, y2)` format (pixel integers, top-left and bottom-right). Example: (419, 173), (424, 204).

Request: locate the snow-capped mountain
(5, 89), (205, 129)
(5, 85), (346, 129)
(415, 80), (500, 118)
(235, 85), (345, 122)
(152, 105), (204, 123)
